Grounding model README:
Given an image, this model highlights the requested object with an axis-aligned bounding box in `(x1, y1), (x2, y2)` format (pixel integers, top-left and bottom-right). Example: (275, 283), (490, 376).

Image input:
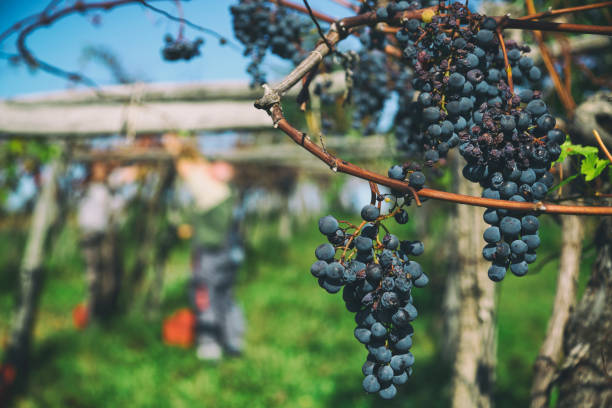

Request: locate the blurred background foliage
(0, 181), (596, 407)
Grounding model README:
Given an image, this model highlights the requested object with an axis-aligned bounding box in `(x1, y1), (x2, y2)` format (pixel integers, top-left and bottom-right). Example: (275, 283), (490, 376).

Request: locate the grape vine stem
(264, 104), (612, 216)
(517, 1), (612, 21)
(525, 0), (576, 115)
(496, 28), (514, 95)
(593, 129), (612, 164)
(278, 0), (612, 36)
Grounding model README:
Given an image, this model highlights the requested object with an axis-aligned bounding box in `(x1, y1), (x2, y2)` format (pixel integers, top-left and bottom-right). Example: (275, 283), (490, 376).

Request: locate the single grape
(377, 365), (394, 382)
(510, 239), (528, 255)
(371, 322), (387, 338)
(363, 374), (381, 393)
(510, 261), (529, 276)
(483, 244), (497, 261)
(525, 251), (537, 264)
(500, 217), (521, 237)
(393, 335), (413, 352)
(379, 384), (397, 399)
(361, 204), (380, 222)
(315, 243), (335, 261)
(522, 234), (541, 250)
(355, 236), (373, 252)
(355, 327), (372, 344)
(403, 303), (418, 320)
(393, 372), (409, 385)
(409, 171), (426, 189)
(366, 263), (383, 284)
(484, 226), (501, 243)
(521, 215), (539, 234)
(404, 261), (423, 279)
(413, 273), (429, 288)
(388, 165), (405, 180)
(318, 215), (339, 235)
(362, 360), (376, 376)
(488, 264), (506, 281)
(310, 260), (328, 278)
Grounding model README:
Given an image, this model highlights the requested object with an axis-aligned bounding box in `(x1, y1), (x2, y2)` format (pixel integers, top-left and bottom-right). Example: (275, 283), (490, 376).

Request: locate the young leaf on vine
(554, 136), (611, 181)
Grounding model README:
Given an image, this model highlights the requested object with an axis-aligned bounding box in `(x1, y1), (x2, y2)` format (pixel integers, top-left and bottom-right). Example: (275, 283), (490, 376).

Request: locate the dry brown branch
(496, 29), (514, 95)
(517, 1), (612, 21)
(267, 104), (612, 215)
(593, 129), (612, 163)
(499, 18), (612, 36)
(525, 0), (576, 116)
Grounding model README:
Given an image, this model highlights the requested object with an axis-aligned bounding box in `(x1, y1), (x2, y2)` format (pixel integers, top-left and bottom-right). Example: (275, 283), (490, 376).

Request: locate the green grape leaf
(554, 137), (599, 164)
(554, 136), (611, 182)
(580, 154), (610, 181)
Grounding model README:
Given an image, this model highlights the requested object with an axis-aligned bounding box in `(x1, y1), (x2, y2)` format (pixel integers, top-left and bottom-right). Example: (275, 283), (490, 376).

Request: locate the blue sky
(0, 0), (350, 98)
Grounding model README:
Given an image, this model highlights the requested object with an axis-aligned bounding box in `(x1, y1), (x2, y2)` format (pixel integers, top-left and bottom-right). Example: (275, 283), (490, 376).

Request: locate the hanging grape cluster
(230, 0), (313, 85)
(161, 34), (204, 61)
(310, 169), (427, 399)
(349, 1), (424, 135)
(388, 2), (562, 279)
(350, 43), (390, 135)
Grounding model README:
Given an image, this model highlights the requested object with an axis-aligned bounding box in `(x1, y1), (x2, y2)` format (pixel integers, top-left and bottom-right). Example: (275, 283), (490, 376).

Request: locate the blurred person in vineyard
(164, 134), (246, 361)
(76, 161), (127, 325)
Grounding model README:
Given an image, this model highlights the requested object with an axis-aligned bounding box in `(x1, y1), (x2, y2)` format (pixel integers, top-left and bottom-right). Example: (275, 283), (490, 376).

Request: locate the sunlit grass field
(0, 200), (595, 407)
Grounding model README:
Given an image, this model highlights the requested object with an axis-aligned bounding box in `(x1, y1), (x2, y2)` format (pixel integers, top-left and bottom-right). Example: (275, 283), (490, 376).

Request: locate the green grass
(0, 208), (597, 407)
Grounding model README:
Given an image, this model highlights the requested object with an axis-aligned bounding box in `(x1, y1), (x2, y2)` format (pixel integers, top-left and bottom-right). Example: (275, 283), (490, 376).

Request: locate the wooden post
(529, 213), (584, 407)
(449, 154), (497, 408)
(1, 158), (63, 399)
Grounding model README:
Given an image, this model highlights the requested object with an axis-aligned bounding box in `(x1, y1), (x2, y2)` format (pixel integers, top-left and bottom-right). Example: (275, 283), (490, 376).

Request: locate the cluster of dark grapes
(349, 1), (422, 135)
(386, 2), (562, 279)
(230, 0), (313, 85)
(359, 0), (435, 14)
(393, 4), (546, 163)
(310, 167), (427, 399)
(394, 69), (420, 155)
(350, 41), (389, 135)
(161, 34), (204, 61)
(477, 135), (559, 280)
